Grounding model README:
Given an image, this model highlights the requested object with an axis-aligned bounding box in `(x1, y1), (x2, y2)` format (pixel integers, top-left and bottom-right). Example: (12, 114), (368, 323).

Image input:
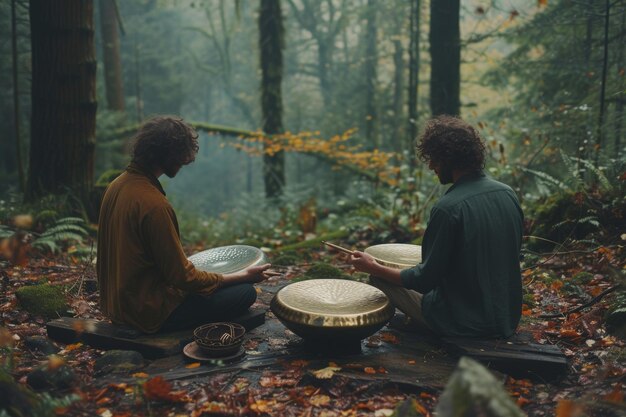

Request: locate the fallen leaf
(185, 362), (201, 369)
(47, 355), (65, 371)
(364, 367), (376, 374)
(250, 399), (276, 413)
(143, 376), (188, 402)
(605, 383), (623, 404)
(65, 342), (83, 351)
(259, 375), (298, 387)
(0, 327), (13, 348)
(556, 399), (585, 417)
(309, 394), (330, 406)
(379, 332), (400, 344)
(313, 366), (341, 379)
(290, 359), (309, 368)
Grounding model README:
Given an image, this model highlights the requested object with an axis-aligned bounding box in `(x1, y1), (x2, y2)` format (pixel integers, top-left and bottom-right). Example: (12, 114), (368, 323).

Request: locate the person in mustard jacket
(97, 115), (273, 333)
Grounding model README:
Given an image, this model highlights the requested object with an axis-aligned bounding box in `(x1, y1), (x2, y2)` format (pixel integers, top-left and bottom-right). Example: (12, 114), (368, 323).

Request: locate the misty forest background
(0, 0), (624, 255)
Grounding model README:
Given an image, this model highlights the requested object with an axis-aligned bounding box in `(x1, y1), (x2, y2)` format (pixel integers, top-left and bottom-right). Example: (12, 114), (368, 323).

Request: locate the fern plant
(0, 225), (13, 239)
(32, 217), (89, 254)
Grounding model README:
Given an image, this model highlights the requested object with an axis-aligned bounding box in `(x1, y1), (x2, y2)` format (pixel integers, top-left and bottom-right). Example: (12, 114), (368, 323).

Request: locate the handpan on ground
(188, 245), (268, 274)
(271, 279), (395, 341)
(364, 243), (422, 269)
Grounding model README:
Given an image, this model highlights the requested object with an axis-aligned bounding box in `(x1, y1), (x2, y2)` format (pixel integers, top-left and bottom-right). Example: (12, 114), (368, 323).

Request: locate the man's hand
(242, 263), (279, 283)
(348, 251), (381, 275)
(222, 263), (281, 286)
(348, 251), (404, 286)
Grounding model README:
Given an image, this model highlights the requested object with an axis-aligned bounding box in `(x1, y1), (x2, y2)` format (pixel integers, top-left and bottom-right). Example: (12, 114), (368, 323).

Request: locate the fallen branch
(538, 286), (619, 318)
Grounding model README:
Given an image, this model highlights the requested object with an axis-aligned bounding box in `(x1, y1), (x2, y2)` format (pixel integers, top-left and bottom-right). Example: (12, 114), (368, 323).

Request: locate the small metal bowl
(193, 322), (246, 357)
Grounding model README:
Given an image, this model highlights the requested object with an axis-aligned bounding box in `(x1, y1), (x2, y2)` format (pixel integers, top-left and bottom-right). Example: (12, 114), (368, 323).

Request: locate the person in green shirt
(348, 116), (524, 338)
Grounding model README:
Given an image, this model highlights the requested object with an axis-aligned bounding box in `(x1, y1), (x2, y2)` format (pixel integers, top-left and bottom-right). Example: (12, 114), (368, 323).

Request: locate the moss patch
(271, 251), (303, 267)
(292, 262), (353, 282)
(15, 284), (68, 319)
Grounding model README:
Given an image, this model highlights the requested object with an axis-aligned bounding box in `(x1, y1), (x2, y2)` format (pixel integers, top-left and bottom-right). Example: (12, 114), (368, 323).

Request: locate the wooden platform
(442, 334), (568, 380)
(46, 308), (266, 359)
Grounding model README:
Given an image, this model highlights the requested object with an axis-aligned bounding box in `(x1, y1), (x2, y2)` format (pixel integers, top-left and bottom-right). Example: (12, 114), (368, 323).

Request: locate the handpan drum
(271, 279), (395, 341)
(364, 243), (422, 269)
(188, 245), (268, 274)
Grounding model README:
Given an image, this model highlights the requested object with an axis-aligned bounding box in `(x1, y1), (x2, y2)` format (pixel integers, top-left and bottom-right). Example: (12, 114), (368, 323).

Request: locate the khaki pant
(369, 276), (430, 329)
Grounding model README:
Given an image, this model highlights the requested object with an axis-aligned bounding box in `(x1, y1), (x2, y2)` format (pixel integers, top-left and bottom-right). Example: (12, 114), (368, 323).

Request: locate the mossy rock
(15, 284), (68, 319)
(95, 169), (123, 187)
(0, 367), (39, 417)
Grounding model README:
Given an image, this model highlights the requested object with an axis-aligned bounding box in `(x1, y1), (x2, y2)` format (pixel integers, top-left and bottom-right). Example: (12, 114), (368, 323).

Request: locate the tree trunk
(99, 0), (124, 111)
(392, 37), (404, 154)
(27, 0), (97, 207)
(408, 0), (421, 168)
(11, 0), (25, 192)
(364, 0), (378, 147)
(613, 1), (625, 159)
(429, 0), (460, 116)
(595, 0), (610, 163)
(259, 0), (285, 199)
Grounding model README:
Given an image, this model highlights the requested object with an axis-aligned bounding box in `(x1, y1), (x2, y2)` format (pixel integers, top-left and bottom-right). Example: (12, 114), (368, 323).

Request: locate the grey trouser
(369, 276), (430, 329)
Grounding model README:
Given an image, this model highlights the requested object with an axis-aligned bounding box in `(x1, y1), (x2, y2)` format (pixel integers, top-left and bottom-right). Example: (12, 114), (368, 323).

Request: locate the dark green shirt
(400, 173), (523, 338)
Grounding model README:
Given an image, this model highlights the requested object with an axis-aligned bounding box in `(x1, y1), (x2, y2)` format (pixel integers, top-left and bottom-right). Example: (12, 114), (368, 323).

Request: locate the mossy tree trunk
(259, 0), (285, 199)
(429, 0), (460, 116)
(26, 0), (97, 208)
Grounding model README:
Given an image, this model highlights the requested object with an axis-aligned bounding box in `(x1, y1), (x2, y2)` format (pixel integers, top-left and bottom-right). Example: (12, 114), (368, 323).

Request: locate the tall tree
(27, 0), (97, 205)
(364, 0), (378, 147)
(99, 0), (125, 111)
(429, 0), (460, 116)
(11, 0), (25, 192)
(259, 0), (285, 198)
(407, 0), (421, 166)
(286, 0), (347, 109)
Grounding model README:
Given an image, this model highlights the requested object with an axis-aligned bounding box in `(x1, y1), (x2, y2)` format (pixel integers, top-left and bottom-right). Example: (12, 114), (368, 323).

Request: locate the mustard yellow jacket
(97, 163), (222, 333)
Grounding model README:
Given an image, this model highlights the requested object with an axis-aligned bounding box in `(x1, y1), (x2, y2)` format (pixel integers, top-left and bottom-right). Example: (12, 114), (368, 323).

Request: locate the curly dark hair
(131, 115), (199, 171)
(416, 115), (486, 173)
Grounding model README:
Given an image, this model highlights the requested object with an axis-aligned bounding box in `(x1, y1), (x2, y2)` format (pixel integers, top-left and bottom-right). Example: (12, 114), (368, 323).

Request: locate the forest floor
(0, 241), (624, 416)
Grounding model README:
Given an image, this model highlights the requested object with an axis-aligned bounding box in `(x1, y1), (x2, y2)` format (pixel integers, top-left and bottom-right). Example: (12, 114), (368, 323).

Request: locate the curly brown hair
(131, 115), (199, 171)
(416, 115), (486, 173)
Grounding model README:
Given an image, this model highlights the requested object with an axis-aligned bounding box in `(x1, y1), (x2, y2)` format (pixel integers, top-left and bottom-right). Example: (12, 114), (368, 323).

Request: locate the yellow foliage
(225, 128), (401, 185)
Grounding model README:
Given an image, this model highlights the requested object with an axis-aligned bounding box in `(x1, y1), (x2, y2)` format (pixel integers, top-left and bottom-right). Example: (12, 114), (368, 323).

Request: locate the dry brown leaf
(309, 394), (331, 406)
(556, 399), (585, 417)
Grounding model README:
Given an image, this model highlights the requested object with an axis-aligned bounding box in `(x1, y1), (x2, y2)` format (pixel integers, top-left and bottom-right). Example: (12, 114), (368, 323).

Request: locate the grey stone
(27, 364), (76, 391)
(24, 335), (59, 355)
(436, 356), (525, 417)
(94, 349), (144, 375)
